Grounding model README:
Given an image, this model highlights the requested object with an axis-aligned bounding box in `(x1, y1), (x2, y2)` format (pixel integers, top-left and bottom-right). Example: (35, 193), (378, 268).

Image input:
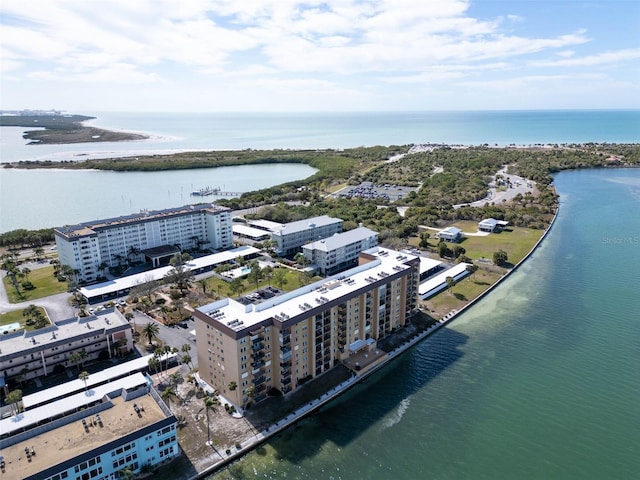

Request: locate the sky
(1, 0), (639, 112)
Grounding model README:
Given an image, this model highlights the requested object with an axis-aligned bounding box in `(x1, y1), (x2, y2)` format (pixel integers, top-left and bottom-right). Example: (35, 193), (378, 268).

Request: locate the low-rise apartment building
(267, 215), (343, 257)
(0, 373), (178, 480)
(54, 203), (233, 283)
(0, 309), (133, 389)
(302, 226), (379, 275)
(194, 247), (419, 409)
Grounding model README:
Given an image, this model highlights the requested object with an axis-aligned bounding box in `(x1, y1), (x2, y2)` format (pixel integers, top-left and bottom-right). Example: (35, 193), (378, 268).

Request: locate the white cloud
(0, 0), (637, 110)
(531, 48), (640, 67)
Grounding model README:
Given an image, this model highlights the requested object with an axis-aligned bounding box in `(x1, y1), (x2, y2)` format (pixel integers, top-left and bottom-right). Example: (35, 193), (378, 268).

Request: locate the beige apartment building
(194, 247), (419, 408)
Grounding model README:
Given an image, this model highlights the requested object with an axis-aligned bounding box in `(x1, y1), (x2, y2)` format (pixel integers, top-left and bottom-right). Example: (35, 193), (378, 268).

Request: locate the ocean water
(209, 167), (640, 479)
(1, 110), (639, 233)
(1, 110), (639, 163)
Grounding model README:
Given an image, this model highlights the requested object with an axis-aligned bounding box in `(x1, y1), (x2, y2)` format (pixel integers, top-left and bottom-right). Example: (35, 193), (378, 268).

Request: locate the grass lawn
(425, 269), (503, 318)
(2, 265), (68, 303)
(444, 223), (545, 265)
(0, 306), (49, 332)
(204, 267), (319, 298)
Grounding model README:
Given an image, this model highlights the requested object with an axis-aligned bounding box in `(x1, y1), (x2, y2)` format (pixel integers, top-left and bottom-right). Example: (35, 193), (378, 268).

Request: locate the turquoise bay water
(210, 168), (640, 480)
(1, 110), (638, 163)
(0, 163), (316, 232)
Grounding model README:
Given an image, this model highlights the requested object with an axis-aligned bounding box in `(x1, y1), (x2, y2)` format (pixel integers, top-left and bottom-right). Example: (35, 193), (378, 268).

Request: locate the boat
(191, 186), (220, 196)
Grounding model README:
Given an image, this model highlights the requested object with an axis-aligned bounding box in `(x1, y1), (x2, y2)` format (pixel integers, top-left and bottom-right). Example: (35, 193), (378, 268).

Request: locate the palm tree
(142, 322), (160, 346)
(69, 351), (83, 373)
(181, 353), (193, 370)
(161, 386), (177, 412)
(50, 258), (61, 276)
(466, 263), (479, 282)
(127, 245), (141, 264)
(98, 261), (109, 278)
(21, 266), (31, 282)
(204, 395), (219, 446)
(445, 276), (456, 295)
(148, 356), (161, 380)
(79, 370), (90, 390)
(33, 246), (45, 261)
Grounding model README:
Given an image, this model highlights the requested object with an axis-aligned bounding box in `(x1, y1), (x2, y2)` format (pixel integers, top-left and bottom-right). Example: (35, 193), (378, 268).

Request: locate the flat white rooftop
(302, 226), (378, 252)
(22, 353), (175, 410)
(419, 257), (444, 275)
(197, 247), (417, 332)
(274, 215), (342, 236)
(233, 224), (271, 239)
(419, 263), (471, 297)
(80, 245), (260, 300)
(0, 309), (129, 357)
(1, 373), (149, 438)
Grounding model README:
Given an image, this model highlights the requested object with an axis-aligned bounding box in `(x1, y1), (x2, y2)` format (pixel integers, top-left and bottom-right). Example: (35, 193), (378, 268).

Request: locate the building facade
(55, 204), (233, 283)
(0, 309), (133, 388)
(194, 247), (419, 409)
(269, 215), (343, 257)
(0, 373), (178, 480)
(302, 226), (379, 275)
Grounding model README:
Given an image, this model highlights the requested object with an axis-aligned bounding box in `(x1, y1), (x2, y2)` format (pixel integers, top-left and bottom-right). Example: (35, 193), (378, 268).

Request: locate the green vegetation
(1, 265), (67, 303)
(0, 228), (55, 248)
(0, 305), (49, 332)
(426, 269), (503, 316)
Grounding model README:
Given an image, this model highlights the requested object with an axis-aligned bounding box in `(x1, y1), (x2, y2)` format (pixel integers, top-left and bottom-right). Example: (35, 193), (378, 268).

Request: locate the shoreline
(185, 208), (560, 479)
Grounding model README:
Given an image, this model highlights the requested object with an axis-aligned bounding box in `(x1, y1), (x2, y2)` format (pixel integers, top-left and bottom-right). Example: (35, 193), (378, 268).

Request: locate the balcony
(253, 375), (266, 386)
(251, 342), (264, 352)
(251, 350), (265, 361)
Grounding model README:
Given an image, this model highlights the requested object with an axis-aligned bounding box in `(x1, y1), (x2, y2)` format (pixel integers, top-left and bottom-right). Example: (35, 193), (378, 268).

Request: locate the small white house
(436, 226), (463, 243)
(478, 218), (509, 233)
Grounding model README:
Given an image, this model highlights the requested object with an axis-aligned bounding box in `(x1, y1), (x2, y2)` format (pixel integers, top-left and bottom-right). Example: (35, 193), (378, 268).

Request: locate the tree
(97, 261), (109, 278)
(6, 389), (23, 415)
(79, 370), (90, 390)
(228, 277), (244, 297)
(493, 249), (508, 266)
(181, 353), (193, 370)
(148, 356), (161, 379)
(445, 276), (456, 295)
(21, 266), (31, 282)
(161, 386), (177, 412)
(22, 304), (39, 324)
(33, 309), (49, 329)
(244, 385), (257, 410)
(227, 381), (238, 407)
(204, 394), (219, 446)
(69, 351), (83, 373)
(452, 245), (466, 258)
(118, 466), (135, 480)
(419, 231), (431, 249)
(438, 241), (451, 258)
(33, 246), (45, 261)
(246, 260), (263, 290)
(165, 255), (194, 295)
(465, 264), (479, 281)
(127, 245), (141, 265)
(273, 268), (288, 290)
(142, 322), (160, 346)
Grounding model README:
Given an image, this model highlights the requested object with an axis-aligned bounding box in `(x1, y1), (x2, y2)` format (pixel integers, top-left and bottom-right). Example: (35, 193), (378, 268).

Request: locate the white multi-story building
(54, 203), (233, 283)
(302, 226), (379, 275)
(267, 215), (343, 257)
(0, 309), (133, 388)
(0, 373), (178, 480)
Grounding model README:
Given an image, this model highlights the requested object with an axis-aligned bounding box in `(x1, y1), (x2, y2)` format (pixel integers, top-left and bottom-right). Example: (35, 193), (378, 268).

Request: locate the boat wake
(380, 397), (411, 430)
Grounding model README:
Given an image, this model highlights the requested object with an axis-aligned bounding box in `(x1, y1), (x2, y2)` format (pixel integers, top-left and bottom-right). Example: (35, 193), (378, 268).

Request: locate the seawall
(189, 208), (561, 479)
